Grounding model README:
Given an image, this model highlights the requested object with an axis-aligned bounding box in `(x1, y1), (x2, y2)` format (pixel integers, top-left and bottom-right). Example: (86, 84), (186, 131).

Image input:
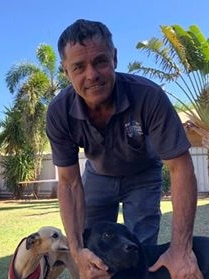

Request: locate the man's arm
(149, 151), (203, 278)
(57, 164), (85, 252)
(57, 164), (109, 279)
(166, 151), (197, 254)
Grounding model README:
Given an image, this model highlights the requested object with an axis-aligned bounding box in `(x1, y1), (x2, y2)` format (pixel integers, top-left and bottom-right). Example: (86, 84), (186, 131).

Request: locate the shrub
(162, 165), (171, 196)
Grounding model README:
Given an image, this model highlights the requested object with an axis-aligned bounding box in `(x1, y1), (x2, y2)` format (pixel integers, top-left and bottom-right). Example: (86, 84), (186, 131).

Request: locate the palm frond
(36, 44), (56, 79)
(129, 24), (209, 131)
(128, 62), (177, 82)
(135, 38), (180, 76)
(161, 25), (190, 71)
(173, 25), (206, 73)
(188, 25), (209, 74)
(0, 107), (25, 154)
(5, 63), (40, 94)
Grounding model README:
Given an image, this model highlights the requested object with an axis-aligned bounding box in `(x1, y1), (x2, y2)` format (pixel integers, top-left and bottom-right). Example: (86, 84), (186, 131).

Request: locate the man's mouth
(86, 82), (105, 90)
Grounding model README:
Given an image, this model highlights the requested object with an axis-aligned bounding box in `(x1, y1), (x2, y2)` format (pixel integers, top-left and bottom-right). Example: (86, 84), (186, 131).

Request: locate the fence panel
(0, 150), (208, 198)
(190, 147), (209, 192)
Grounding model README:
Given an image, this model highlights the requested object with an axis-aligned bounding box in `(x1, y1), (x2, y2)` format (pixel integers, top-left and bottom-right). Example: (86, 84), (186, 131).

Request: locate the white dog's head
(26, 226), (69, 254)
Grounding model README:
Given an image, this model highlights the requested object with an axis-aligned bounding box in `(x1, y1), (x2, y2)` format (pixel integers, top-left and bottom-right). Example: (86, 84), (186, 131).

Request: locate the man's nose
(86, 64), (99, 81)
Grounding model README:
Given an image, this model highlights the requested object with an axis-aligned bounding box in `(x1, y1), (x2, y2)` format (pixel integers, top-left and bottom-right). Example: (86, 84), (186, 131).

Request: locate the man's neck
(87, 101), (114, 130)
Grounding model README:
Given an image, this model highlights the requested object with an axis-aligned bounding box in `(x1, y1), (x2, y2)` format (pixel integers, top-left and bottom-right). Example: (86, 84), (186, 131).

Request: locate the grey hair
(58, 19), (115, 60)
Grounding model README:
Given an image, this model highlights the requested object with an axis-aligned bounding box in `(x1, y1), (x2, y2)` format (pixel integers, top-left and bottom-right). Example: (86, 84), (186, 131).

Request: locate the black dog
(83, 221), (209, 278)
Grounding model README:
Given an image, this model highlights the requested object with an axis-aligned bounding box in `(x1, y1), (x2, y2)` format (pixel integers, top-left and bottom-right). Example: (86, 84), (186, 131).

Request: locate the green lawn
(1, 198), (209, 278)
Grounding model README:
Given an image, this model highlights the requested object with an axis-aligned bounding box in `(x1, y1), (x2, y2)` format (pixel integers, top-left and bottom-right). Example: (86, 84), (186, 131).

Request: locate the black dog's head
(83, 222), (147, 277)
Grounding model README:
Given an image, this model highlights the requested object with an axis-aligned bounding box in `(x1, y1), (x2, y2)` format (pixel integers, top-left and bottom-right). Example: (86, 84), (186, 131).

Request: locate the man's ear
(61, 61), (68, 77)
(60, 61), (72, 83)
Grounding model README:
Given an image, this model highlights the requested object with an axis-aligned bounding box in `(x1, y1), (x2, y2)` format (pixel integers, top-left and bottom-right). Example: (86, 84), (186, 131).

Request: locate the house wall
(186, 129), (203, 147)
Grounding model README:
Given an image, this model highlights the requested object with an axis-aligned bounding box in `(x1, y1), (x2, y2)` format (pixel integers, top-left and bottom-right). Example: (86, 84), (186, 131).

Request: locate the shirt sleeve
(144, 88), (191, 160)
(46, 104), (79, 167)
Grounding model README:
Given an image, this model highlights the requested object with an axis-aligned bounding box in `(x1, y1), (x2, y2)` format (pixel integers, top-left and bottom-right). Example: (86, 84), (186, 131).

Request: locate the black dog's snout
(123, 243), (138, 253)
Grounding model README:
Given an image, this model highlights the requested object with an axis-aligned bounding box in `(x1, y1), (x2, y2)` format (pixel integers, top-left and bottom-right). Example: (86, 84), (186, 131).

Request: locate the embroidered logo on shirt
(125, 121), (143, 137)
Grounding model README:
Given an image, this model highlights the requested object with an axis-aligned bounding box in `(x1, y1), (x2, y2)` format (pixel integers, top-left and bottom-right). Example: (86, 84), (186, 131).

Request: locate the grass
(1, 198), (209, 278)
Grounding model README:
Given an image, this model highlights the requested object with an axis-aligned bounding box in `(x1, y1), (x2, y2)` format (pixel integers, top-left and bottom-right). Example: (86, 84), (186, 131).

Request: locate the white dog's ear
(26, 232), (41, 250)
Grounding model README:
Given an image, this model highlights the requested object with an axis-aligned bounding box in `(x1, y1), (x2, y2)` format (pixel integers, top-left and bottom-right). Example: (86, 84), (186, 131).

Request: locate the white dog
(8, 226), (79, 279)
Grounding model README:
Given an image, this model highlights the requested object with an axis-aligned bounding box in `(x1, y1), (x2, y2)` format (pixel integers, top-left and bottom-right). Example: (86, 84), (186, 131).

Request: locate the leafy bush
(162, 165), (171, 196)
(1, 150), (39, 199)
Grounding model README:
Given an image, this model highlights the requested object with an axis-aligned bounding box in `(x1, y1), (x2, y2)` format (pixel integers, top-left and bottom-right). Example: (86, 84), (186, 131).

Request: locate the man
(46, 19), (202, 279)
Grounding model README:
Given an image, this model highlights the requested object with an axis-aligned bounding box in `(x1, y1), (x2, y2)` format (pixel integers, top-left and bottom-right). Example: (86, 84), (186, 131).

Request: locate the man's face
(62, 38), (117, 108)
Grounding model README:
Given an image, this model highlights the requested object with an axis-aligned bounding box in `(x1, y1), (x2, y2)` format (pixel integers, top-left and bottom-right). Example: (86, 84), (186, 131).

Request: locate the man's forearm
(171, 174), (197, 249)
(165, 152), (198, 250)
(58, 179), (85, 255)
(151, 153), (202, 278)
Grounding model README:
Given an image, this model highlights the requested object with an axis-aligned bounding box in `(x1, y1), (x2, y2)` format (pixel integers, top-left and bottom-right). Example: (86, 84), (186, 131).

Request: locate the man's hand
(149, 247), (203, 279)
(76, 248), (111, 279)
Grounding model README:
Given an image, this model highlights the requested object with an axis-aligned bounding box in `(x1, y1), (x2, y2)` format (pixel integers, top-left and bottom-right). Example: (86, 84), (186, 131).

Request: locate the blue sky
(1, 0), (208, 120)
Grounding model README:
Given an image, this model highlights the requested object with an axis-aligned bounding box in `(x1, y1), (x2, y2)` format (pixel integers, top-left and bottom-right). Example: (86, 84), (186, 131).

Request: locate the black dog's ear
(131, 234), (142, 246)
(131, 235), (149, 276)
(83, 228), (92, 247)
(26, 232), (40, 250)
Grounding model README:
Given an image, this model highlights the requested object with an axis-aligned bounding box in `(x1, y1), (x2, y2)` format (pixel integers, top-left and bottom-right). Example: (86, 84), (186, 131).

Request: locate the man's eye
(96, 59), (108, 66)
(73, 65), (83, 73)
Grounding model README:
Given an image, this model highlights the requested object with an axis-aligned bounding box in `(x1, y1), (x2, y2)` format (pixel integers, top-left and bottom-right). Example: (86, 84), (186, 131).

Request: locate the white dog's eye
(52, 232), (59, 239)
(102, 232), (113, 239)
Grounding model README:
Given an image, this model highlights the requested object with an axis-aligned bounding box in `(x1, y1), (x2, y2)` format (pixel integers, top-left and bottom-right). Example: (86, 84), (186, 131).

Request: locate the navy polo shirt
(46, 72), (190, 177)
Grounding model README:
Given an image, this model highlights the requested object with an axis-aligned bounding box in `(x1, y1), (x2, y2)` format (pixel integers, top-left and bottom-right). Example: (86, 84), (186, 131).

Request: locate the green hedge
(162, 165), (171, 195)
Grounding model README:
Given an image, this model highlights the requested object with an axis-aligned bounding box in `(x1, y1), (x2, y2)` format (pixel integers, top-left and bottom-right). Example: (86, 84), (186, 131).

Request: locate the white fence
(0, 149), (208, 198)
(190, 147), (209, 193)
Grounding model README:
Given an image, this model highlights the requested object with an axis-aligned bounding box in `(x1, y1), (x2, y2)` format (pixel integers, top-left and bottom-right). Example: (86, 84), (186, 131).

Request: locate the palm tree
(0, 44), (68, 198)
(128, 24), (209, 148)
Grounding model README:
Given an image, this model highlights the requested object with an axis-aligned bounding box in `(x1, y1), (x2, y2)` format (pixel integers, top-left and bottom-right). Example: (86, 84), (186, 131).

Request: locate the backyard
(0, 198), (209, 278)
